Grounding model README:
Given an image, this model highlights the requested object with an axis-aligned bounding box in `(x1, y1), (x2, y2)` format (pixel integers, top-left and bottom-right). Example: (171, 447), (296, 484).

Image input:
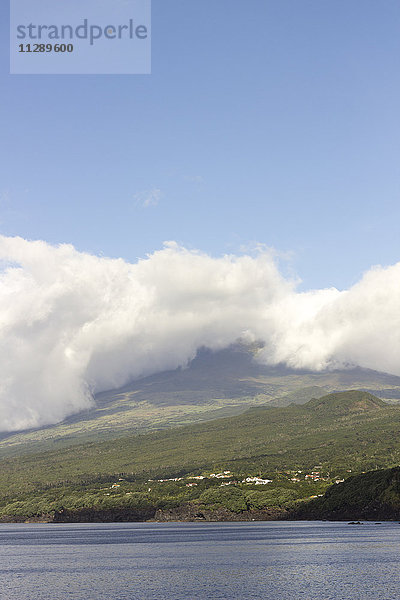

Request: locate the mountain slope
(305, 391), (386, 415)
(1, 391), (400, 502)
(1, 344), (400, 456)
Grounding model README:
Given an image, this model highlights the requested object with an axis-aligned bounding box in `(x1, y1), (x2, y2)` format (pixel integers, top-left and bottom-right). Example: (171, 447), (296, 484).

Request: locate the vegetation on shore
(294, 466), (400, 521)
(0, 475), (320, 522)
(1, 390), (400, 521)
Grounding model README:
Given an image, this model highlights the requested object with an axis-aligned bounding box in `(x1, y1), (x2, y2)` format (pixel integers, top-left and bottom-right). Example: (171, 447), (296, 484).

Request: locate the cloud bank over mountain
(0, 234), (399, 432)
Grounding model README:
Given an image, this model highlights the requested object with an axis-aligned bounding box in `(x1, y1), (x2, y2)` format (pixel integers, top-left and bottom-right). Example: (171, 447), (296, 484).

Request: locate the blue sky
(1, 0), (400, 290)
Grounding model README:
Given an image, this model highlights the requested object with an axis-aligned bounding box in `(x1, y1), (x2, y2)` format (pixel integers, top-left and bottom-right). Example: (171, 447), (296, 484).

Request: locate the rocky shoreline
(1, 506), (399, 523)
(0, 503), (288, 524)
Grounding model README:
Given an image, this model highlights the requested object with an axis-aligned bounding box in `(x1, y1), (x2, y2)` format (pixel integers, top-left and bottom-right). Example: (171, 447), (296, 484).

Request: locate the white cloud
(0, 234), (399, 432)
(134, 188), (162, 207)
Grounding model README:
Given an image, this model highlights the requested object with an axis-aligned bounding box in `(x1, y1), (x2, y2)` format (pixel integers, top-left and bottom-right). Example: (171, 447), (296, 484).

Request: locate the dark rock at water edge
(52, 507), (157, 523)
(154, 503), (287, 522)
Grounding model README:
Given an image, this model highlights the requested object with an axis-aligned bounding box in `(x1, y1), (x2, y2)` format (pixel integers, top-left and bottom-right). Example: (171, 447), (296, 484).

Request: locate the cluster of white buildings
(148, 470), (275, 487)
(209, 471), (232, 479)
(150, 477), (183, 483)
(148, 468), (345, 488)
(242, 476), (272, 485)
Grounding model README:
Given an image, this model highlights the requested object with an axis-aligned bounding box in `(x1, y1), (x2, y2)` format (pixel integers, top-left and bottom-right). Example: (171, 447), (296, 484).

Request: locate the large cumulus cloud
(0, 234), (399, 432)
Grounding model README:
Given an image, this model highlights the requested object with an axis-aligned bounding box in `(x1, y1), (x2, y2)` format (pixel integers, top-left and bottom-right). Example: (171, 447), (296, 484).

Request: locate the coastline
(0, 504), (287, 524)
(1, 504), (400, 524)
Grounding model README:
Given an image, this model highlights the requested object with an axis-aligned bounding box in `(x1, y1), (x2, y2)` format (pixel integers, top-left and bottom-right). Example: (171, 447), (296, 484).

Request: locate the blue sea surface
(0, 521), (399, 599)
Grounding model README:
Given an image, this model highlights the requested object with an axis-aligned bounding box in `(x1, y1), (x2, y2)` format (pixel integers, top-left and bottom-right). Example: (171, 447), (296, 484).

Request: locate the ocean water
(0, 521), (399, 600)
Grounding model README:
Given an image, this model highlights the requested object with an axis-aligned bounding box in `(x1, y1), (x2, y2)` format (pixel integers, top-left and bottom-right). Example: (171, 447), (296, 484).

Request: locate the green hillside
(295, 466), (400, 520)
(1, 390), (400, 520)
(1, 343), (400, 458)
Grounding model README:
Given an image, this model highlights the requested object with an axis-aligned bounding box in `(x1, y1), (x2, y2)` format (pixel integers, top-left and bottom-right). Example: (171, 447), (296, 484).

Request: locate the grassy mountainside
(1, 343), (400, 457)
(1, 391), (400, 521)
(295, 466), (400, 520)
